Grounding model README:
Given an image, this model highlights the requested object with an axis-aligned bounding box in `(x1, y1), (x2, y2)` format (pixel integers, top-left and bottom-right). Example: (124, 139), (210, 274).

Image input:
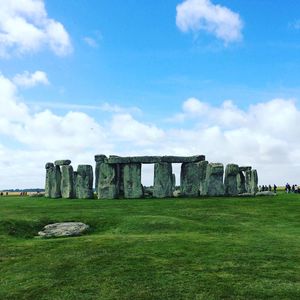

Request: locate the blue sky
(1, 0), (300, 188)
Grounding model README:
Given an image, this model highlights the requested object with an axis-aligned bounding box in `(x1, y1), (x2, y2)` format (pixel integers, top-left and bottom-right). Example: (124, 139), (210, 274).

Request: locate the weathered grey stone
(224, 164), (239, 196)
(97, 163), (119, 199)
(180, 162), (201, 197)
(46, 165), (61, 198)
(75, 165), (94, 199)
(203, 163), (224, 196)
(61, 165), (74, 198)
(123, 163), (143, 198)
(199, 161), (208, 195)
(54, 160), (71, 166)
(73, 171), (77, 198)
(237, 171), (246, 194)
(245, 169), (258, 194)
(245, 170), (252, 193)
(172, 173), (176, 191)
(239, 166), (252, 172)
(256, 191), (276, 196)
(153, 162), (173, 198)
(94, 154), (108, 162)
(38, 222), (89, 238)
(161, 155), (205, 163)
(94, 155), (108, 194)
(251, 169), (258, 194)
(45, 162), (53, 169)
(116, 164), (124, 197)
(45, 163), (54, 197)
(107, 155), (205, 164)
(173, 190), (181, 197)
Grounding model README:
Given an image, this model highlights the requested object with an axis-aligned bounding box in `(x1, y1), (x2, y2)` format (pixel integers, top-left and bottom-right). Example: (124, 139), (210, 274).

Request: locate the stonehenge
(45, 154), (259, 199)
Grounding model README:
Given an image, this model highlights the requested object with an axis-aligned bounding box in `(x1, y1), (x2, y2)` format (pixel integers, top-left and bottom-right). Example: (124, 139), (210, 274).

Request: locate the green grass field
(1, 194), (300, 299)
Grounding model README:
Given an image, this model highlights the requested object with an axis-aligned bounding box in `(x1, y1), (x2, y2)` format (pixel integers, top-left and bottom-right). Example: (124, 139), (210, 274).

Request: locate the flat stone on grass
(38, 222), (89, 238)
(256, 191), (277, 196)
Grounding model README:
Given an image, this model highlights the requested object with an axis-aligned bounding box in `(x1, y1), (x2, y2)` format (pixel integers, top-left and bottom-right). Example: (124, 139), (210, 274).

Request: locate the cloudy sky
(1, 0), (300, 189)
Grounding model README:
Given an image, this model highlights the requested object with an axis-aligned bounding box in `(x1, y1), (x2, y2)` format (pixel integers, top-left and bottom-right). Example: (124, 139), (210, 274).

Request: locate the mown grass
(0, 193), (300, 299)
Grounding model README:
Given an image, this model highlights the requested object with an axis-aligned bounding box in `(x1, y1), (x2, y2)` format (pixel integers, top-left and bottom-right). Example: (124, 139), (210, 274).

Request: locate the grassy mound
(0, 194), (300, 299)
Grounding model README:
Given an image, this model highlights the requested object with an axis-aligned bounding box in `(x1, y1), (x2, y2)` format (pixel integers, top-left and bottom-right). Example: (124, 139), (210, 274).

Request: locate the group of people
(285, 183), (300, 193)
(258, 184), (277, 193)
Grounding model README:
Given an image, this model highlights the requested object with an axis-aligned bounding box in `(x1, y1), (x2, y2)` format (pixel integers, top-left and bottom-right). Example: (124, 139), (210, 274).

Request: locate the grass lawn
(0, 193), (300, 299)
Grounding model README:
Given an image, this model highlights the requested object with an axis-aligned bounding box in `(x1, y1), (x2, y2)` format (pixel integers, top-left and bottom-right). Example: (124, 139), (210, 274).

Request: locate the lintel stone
(106, 155), (205, 164)
(55, 160), (71, 166)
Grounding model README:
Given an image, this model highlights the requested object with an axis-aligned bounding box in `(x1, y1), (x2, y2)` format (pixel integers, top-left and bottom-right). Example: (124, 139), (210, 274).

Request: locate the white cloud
(13, 70), (49, 87)
(176, 0), (243, 43)
(0, 73), (112, 188)
(2, 73), (300, 188)
(99, 102), (142, 115)
(110, 114), (165, 146)
(0, 0), (72, 57)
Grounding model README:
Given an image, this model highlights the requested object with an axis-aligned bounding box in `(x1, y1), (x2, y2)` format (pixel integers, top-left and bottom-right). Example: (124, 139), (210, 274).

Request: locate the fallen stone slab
(38, 222), (89, 238)
(255, 191), (277, 196)
(54, 160), (71, 166)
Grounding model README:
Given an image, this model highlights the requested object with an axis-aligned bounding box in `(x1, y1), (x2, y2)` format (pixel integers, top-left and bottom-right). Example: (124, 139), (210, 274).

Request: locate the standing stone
(95, 155), (107, 194)
(199, 161), (208, 195)
(97, 163), (119, 199)
(180, 162), (201, 197)
(153, 162), (173, 198)
(47, 164), (61, 198)
(224, 164), (239, 196)
(61, 165), (74, 198)
(117, 164), (124, 197)
(73, 171), (78, 198)
(172, 173), (176, 191)
(245, 170), (252, 193)
(45, 162), (54, 198)
(76, 165), (94, 199)
(237, 171), (246, 194)
(203, 163), (224, 196)
(250, 169), (258, 194)
(123, 163), (143, 198)
(239, 166), (252, 172)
